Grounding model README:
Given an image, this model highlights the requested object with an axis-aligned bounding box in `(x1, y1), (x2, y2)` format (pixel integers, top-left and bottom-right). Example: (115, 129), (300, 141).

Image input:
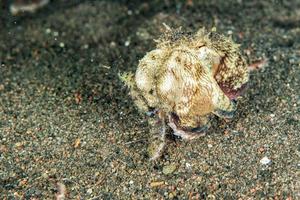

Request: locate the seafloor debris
(121, 25), (249, 160)
(260, 156), (271, 165)
(10, 0), (49, 15)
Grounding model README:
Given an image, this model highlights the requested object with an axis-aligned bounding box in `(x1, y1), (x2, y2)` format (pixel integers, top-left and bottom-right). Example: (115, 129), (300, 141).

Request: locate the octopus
(121, 25), (249, 160)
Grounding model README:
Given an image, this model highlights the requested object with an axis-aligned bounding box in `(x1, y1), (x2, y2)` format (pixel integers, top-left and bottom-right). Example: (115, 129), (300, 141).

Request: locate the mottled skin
(121, 27), (249, 159)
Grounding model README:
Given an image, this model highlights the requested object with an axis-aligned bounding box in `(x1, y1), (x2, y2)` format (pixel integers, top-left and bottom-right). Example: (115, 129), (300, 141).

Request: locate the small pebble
(53, 31), (59, 37)
(169, 191), (176, 198)
(15, 142), (23, 148)
(163, 164), (177, 175)
(42, 172), (49, 179)
(74, 138), (81, 148)
(124, 40), (130, 46)
(45, 28), (51, 34)
(87, 188), (92, 194)
(150, 181), (164, 187)
(185, 163), (192, 170)
(110, 41), (116, 47)
(260, 156), (271, 165)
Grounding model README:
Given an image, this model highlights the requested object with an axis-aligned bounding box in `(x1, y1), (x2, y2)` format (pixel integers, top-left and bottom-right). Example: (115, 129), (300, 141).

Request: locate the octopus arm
(211, 79), (237, 118)
(120, 72), (149, 113)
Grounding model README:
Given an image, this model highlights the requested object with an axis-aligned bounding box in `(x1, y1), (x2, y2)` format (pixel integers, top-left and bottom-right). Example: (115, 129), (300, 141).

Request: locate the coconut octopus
(121, 25), (249, 160)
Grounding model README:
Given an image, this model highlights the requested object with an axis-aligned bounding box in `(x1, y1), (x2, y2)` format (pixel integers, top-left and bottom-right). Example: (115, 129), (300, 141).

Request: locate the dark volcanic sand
(0, 0), (299, 199)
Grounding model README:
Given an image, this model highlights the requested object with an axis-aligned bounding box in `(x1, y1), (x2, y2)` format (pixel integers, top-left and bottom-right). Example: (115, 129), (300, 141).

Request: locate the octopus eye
(149, 89), (154, 95)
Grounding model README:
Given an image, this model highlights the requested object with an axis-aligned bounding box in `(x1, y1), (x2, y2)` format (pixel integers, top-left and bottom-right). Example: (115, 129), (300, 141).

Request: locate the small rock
(260, 156), (271, 165)
(150, 181), (164, 187)
(0, 145), (7, 152)
(169, 192), (176, 198)
(83, 44), (89, 49)
(227, 30), (233, 35)
(45, 28), (51, 34)
(163, 164), (177, 175)
(124, 40), (130, 47)
(110, 42), (116, 47)
(87, 188), (93, 194)
(74, 138), (81, 148)
(53, 31), (59, 37)
(42, 172), (49, 179)
(15, 142), (23, 148)
(185, 162), (192, 170)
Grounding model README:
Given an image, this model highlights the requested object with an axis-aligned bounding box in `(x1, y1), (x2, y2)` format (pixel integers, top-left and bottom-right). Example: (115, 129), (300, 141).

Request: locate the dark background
(0, 0), (299, 199)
